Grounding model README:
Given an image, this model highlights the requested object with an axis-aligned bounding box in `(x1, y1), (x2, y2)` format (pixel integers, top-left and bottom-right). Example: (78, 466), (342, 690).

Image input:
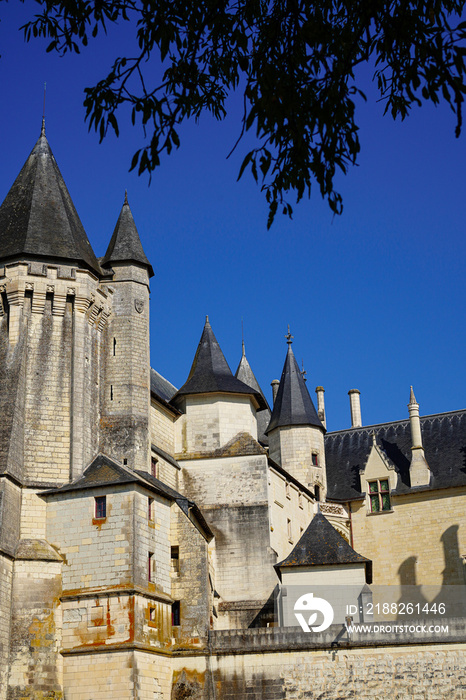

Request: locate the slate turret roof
(275, 511), (372, 582)
(235, 341), (271, 444)
(0, 123), (101, 275)
(171, 317), (267, 410)
(325, 409), (466, 501)
(266, 344), (324, 434)
(101, 193), (154, 277)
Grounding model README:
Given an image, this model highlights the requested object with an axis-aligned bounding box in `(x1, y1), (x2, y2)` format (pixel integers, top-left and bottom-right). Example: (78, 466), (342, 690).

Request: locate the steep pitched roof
(101, 194), (154, 277)
(325, 409), (466, 501)
(266, 345), (323, 434)
(41, 454), (213, 540)
(275, 512), (372, 581)
(235, 342), (271, 444)
(171, 318), (267, 409)
(0, 124), (101, 275)
(150, 367), (178, 403)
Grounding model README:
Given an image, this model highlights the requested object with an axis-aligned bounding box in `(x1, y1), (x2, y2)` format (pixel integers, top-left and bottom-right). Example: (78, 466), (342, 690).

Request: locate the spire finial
(241, 318), (245, 356)
(409, 385), (417, 405)
(41, 82), (46, 136)
(285, 324), (293, 345)
(205, 314), (209, 324)
(124, 189), (128, 205)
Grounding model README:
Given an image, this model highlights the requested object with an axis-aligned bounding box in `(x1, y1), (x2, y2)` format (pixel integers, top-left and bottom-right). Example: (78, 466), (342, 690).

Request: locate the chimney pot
(348, 389), (362, 428)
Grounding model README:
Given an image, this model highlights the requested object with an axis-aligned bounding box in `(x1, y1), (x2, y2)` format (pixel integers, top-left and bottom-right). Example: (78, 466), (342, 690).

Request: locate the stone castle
(0, 124), (465, 699)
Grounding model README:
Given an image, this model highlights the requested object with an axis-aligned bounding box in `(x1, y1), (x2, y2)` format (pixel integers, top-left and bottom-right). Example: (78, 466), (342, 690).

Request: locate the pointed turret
(172, 318), (266, 455)
(266, 343), (323, 434)
(275, 512), (371, 576)
(235, 340), (271, 444)
(267, 329), (326, 494)
(172, 317), (266, 408)
(101, 193), (154, 277)
(0, 124), (101, 275)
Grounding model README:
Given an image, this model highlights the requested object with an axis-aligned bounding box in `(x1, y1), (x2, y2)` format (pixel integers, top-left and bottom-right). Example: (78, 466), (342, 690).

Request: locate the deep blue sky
(1, 2), (465, 432)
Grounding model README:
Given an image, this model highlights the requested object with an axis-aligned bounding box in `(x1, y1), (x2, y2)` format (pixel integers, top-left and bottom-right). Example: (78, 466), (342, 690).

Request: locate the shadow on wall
(396, 525), (466, 620)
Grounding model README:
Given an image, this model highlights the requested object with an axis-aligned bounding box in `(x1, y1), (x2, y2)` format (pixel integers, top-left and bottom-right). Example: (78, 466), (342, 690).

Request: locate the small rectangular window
(172, 600), (180, 627)
(149, 607), (156, 622)
(314, 485), (321, 502)
(312, 453), (319, 466)
(287, 518), (293, 542)
(151, 456), (158, 479)
(148, 497), (154, 521)
(171, 546), (180, 575)
(369, 479), (391, 512)
(148, 552), (154, 582)
(95, 496), (106, 519)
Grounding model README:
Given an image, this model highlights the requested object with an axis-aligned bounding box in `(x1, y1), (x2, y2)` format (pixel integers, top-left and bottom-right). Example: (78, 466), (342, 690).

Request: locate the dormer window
(369, 480), (390, 512)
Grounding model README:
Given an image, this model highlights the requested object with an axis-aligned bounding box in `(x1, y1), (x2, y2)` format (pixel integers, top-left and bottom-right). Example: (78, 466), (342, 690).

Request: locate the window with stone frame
(311, 453), (319, 466)
(368, 479), (391, 512)
(94, 496), (106, 519)
(148, 497), (155, 521)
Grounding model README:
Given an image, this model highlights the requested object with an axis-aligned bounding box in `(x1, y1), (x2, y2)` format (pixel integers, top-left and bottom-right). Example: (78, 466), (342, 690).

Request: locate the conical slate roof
(235, 341), (271, 443)
(101, 194), (154, 277)
(0, 123), (101, 275)
(171, 318), (267, 409)
(266, 344), (323, 433)
(275, 512), (372, 580)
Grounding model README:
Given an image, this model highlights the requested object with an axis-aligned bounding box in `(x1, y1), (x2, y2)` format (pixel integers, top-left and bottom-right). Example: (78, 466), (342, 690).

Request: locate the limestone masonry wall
(172, 637), (466, 700)
(351, 487), (466, 587)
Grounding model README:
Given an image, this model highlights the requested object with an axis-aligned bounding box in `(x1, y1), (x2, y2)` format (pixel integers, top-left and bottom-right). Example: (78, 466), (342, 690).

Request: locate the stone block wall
(46, 485), (134, 592)
(176, 395), (257, 455)
(0, 554), (13, 700)
(269, 426), (326, 497)
(350, 487), (466, 587)
(170, 502), (211, 644)
(0, 479), (21, 556)
(151, 401), (177, 456)
(101, 263), (150, 472)
(180, 455), (269, 508)
(134, 486), (171, 593)
(172, 632), (466, 700)
(206, 504), (278, 628)
(268, 468), (315, 562)
(7, 559), (63, 700)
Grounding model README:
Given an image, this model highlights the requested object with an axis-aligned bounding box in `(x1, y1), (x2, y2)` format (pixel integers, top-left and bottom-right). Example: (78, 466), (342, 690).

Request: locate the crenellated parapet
(0, 262), (112, 331)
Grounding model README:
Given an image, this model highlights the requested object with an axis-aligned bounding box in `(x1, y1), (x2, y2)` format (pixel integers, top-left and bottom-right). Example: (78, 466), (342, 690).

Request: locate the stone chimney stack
(408, 386), (430, 487)
(315, 386), (326, 429)
(348, 389), (362, 428)
(271, 379), (280, 405)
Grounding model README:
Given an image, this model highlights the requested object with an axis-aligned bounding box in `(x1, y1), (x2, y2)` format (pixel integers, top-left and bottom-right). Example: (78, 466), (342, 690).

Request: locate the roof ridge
(326, 407), (466, 436)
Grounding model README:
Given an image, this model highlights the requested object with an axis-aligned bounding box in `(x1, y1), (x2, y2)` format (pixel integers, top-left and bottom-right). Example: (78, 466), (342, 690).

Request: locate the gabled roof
(325, 409), (466, 501)
(41, 453), (213, 541)
(101, 194), (154, 277)
(235, 342), (271, 444)
(275, 512), (372, 582)
(0, 124), (101, 275)
(266, 345), (323, 434)
(171, 318), (267, 410)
